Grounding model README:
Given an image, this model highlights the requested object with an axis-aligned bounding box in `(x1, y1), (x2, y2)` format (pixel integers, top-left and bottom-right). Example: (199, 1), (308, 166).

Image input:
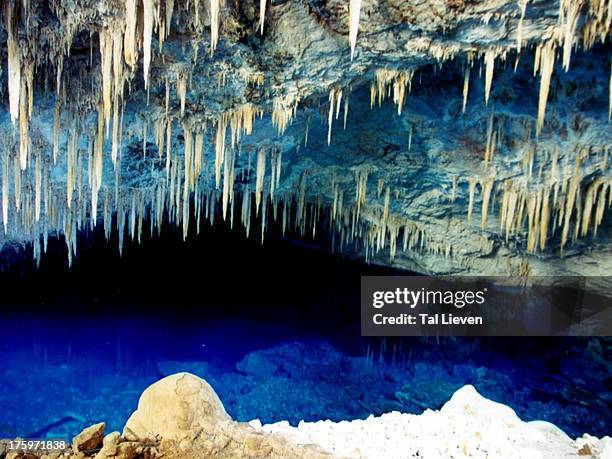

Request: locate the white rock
(123, 372), (231, 442)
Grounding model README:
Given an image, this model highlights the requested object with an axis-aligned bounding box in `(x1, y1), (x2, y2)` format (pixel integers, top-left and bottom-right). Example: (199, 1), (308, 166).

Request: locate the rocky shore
(1, 372), (609, 459)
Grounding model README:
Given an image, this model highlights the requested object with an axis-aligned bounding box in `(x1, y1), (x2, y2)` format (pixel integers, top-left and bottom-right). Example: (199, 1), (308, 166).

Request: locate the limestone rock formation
(123, 372), (232, 443)
(123, 372), (333, 458)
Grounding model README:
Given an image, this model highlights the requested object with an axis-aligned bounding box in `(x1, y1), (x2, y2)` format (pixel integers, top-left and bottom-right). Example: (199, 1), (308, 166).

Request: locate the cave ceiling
(0, 0), (610, 276)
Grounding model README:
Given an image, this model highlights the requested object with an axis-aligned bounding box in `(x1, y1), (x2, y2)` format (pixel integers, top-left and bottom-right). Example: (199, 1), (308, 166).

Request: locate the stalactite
(304, 115), (310, 147)
(516, 0), (528, 50)
(66, 123), (78, 208)
(91, 107), (104, 223)
(535, 41), (556, 136)
(164, 116), (172, 181)
(18, 76), (29, 170)
(260, 0), (266, 34)
(210, 0), (220, 54)
(327, 88), (337, 146)
(349, 0), (362, 60)
(480, 178), (494, 228)
(124, 0), (138, 68)
(100, 30), (113, 135)
(1, 148), (8, 233)
(484, 108), (496, 164)
(111, 99), (121, 167)
(194, 131), (204, 178)
(593, 182), (609, 236)
(467, 178), (477, 223)
(484, 50), (496, 105)
(53, 99), (61, 164)
(143, 0), (155, 88)
(6, 0), (20, 125)
(408, 124), (413, 151)
(240, 187), (249, 236)
(462, 66), (470, 113)
(260, 188), (268, 243)
(335, 89), (343, 120)
(255, 148), (266, 213)
(34, 153), (41, 221)
(177, 70), (188, 117)
(215, 116), (226, 189)
(381, 187), (390, 249)
(192, 0), (202, 31)
(222, 146), (235, 220)
(343, 95), (350, 129)
(183, 123), (194, 193)
(560, 0), (582, 72)
(355, 169), (368, 222)
(13, 155), (20, 211)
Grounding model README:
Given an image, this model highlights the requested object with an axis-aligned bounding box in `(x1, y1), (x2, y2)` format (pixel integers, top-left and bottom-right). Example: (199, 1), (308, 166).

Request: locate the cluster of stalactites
(460, 0), (610, 136)
(1, 91), (463, 269)
(214, 104), (263, 188)
(4, 0), (35, 174)
(370, 69), (415, 115)
(465, 145), (611, 254)
(2, 0), (222, 190)
(271, 95), (300, 135)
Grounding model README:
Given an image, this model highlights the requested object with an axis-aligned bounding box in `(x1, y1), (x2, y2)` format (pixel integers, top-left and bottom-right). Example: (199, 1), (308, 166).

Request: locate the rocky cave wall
(0, 0), (610, 275)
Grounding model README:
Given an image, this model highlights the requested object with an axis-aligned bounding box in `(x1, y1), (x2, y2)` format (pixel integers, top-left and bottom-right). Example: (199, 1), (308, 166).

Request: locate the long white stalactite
(143, 0), (155, 88)
(260, 0), (266, 34)
(535, 41), (556, 136)
(210, 0), (220, 54)
(6, 1), (20, 125)
(349, 0), (362, 60)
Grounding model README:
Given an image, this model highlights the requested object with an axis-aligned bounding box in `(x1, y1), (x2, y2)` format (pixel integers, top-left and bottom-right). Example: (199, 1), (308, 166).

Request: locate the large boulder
(123, 373), (333, 458)
(123, 372), (231, 443)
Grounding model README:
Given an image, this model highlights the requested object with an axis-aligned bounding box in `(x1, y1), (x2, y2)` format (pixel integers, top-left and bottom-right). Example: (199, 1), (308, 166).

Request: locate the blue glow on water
(0, 312), (609, 441)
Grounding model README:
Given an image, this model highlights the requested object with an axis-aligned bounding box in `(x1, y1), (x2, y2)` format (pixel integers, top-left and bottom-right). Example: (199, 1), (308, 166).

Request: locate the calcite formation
(0, 0), (610, 275)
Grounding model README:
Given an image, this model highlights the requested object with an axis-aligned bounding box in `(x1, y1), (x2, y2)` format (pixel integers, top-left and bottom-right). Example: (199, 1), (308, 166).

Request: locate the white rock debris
(254, 385), (612, 459)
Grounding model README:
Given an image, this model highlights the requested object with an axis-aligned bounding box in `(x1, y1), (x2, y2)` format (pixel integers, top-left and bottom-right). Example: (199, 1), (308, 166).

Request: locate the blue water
(0, 227), (609, 442)
(0, 312), (609, 441)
